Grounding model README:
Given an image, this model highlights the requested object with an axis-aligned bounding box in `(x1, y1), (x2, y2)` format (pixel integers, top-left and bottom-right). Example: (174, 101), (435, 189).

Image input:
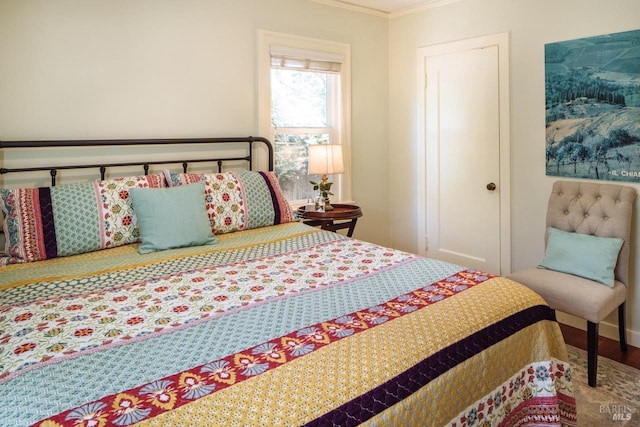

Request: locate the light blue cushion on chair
(539, 227), (623, 287)
(130, 182), (217, 254)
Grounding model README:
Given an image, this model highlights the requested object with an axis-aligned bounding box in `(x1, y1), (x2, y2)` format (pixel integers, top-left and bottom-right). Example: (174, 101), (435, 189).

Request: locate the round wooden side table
(297, 204), (362, 237)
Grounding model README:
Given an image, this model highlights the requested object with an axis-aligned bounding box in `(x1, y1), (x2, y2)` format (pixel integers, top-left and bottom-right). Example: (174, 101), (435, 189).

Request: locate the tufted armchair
(509, 180), (636, 387)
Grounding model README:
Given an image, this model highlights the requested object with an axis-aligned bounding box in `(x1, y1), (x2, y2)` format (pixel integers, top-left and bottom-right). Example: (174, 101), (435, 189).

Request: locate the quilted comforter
(0, 222), (576, 426)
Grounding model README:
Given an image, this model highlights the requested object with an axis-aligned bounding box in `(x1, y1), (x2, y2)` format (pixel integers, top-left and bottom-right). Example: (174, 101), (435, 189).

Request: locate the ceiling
(329, 0), (446, 14)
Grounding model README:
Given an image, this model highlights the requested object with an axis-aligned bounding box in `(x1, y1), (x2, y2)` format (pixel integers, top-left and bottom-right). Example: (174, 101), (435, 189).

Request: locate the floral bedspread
(0, 222), (576, 426)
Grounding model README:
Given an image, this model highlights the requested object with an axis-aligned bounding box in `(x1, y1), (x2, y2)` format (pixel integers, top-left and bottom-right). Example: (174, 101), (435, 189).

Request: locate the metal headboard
(0, 136), (274, 186)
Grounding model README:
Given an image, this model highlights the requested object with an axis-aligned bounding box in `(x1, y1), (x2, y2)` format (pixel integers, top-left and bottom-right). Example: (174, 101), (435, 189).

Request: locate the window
(258, 31), (351, 205)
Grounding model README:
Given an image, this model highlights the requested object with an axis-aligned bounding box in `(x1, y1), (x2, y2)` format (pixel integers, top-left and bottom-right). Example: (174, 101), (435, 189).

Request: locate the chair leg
(619, 303), (628, 353)
(587, 321), (599, 387)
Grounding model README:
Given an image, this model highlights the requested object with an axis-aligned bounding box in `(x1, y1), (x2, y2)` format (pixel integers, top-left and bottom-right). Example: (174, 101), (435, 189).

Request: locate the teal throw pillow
(130, 182), (217, 254)
(539, 227), (623, 287)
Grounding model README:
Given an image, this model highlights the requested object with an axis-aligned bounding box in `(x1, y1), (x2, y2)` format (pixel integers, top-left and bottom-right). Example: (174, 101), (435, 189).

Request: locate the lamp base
(324, 197), (334, 211)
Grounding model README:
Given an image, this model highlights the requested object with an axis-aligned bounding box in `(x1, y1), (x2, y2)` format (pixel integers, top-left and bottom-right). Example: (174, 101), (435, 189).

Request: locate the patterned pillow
(0, 174), (165, 265)
(163, 170), (294, 234)
(164, 170), (202, 187)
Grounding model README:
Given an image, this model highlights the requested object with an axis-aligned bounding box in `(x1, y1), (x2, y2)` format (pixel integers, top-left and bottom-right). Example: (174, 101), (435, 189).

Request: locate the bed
(0, 137), (576, 426)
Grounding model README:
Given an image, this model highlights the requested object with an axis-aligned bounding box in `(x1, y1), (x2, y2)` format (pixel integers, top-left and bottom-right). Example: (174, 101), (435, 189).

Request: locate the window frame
(258, 30), (352, 207)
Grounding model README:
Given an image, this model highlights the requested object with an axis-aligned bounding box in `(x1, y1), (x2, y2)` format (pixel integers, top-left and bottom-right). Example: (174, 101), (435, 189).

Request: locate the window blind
(270, 45), (343, 73)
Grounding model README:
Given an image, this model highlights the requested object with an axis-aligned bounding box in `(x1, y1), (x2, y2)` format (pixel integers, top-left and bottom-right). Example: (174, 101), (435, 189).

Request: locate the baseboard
(556, 312), (640, 348)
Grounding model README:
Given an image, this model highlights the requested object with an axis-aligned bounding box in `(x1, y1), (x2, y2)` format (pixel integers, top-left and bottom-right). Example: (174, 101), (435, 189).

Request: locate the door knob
(486, 182), (496, 191)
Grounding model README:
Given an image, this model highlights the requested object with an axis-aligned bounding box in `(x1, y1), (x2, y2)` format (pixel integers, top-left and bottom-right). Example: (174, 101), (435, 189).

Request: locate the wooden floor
(559, 323), (640, 370)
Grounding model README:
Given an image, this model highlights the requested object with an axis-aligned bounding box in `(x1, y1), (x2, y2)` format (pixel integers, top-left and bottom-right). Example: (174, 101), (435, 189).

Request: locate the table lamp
(308, 143), (344, 211)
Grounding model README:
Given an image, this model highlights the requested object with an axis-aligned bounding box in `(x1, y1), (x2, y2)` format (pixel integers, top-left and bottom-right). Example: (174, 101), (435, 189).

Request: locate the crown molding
(389, 0), (461, 17)
(311, 0), (389, 18)
(311, 0), (461, 18)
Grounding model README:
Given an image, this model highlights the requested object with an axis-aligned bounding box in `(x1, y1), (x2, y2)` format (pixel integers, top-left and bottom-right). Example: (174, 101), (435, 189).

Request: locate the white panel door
(421, 37), (508, 275)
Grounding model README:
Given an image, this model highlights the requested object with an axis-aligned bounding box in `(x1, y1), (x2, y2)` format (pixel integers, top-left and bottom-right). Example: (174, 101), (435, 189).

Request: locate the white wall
(0, 0), (390, 246)
(388, 0), (640, 344)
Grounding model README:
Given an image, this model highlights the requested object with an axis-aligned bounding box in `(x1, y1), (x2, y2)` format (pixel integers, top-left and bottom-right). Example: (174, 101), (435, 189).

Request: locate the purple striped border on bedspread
(306, 305), (557, 427)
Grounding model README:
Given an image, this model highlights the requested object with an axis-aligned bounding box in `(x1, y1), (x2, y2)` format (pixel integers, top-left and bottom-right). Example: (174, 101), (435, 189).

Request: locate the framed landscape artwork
(545, 29), (640, 182)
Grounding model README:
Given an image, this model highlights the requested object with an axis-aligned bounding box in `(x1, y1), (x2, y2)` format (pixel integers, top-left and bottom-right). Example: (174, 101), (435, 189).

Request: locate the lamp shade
(308, 144), (344, 175)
